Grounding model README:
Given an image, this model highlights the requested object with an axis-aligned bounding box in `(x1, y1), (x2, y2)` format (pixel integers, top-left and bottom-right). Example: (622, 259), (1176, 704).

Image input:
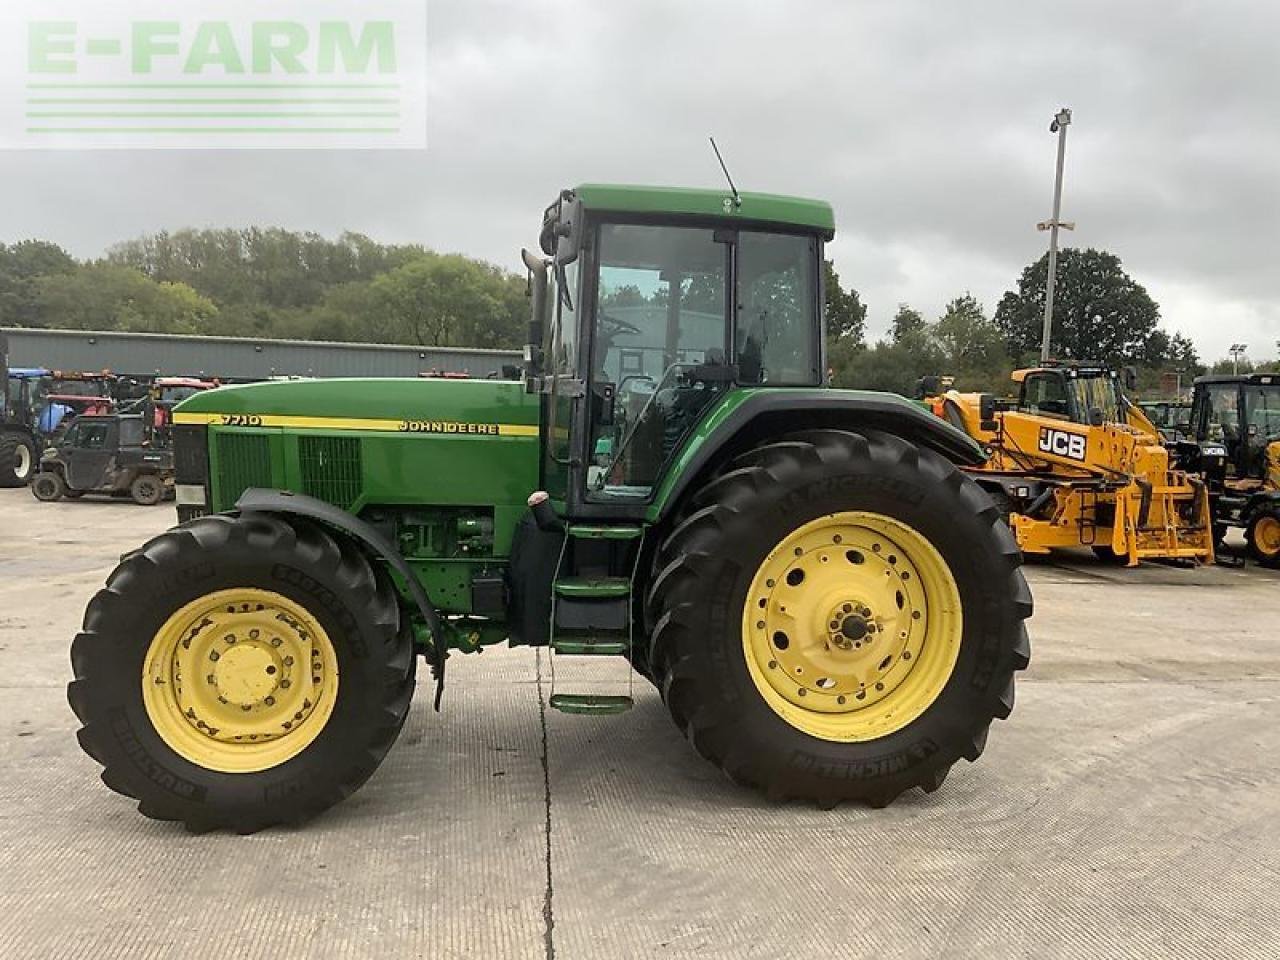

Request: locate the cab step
(553, 576), (630, 599)
(551, 637), (628, 656)
(549, 693), (634, 715)
(566, 523), (644, 541)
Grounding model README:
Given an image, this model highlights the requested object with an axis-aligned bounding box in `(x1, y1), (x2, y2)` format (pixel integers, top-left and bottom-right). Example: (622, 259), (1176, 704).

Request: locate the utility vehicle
(68, 185), (1031, 832)
(32, 412), (173, 505)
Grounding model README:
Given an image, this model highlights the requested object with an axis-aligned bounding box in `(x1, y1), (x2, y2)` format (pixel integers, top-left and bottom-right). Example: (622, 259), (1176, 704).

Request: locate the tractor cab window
(1243, 385), (1280, 472)
(1200, 384), (1241, 451)
(587, 223), (729, 499)
(1020, 373), (1070, 419)
(736, 232), (821, 385)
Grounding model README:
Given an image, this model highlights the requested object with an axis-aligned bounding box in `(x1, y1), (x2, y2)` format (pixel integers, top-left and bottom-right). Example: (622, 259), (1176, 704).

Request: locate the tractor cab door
(64, 419), (116, 490)
(1195, 383), (1247, 476)
(1242, 382), (1280, 480)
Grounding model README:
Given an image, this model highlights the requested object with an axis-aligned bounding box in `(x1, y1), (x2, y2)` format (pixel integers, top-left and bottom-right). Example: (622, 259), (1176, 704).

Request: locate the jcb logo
(1038, 427), (1087, 462)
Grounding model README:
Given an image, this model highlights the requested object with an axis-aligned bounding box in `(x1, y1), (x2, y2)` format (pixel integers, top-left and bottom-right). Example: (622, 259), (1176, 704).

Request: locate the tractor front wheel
(31, 471), (65, 502)
(68, 513), (415, 832)
(1246, 507), (1280, 568)
(647, 429), (1031, 808)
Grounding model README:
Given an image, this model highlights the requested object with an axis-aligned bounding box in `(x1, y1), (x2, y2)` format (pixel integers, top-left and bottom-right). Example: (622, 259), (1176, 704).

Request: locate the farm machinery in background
(2, 331), (119, 487)
(925, 362), (1214, 566)
(1174, 373), (1280, 567)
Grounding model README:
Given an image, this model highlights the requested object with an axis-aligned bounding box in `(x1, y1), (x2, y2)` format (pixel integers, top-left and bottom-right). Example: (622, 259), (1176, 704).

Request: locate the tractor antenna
(709, 137), (742, 207)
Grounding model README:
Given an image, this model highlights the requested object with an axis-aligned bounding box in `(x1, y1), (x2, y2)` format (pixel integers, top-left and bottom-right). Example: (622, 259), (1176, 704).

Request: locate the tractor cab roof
(568, 183), (836, 238)
(1194, 372), (1280, 387)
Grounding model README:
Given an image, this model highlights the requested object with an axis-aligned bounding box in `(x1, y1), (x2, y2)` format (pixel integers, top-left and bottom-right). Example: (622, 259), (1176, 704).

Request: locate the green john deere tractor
(69, 184), (1032, 831)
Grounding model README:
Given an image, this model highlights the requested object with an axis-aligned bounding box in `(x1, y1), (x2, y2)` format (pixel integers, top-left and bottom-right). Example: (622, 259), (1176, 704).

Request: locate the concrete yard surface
(1, 485), (1277, 959)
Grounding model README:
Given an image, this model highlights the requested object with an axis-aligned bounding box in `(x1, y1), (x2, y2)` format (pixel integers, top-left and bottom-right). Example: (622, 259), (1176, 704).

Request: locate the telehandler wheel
(130, 473), (165, 506)
(31, 471), (65, 502)
(0, 433), (36, 487)
(647, 428), (1031, 808)
(1091, 545), (1125, 564)
(68, 513), (415, 833)
(1245, 508), (1280, 568)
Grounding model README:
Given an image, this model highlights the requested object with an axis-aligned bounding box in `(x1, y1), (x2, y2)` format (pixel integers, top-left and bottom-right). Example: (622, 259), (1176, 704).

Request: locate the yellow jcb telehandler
(927, 363), (1214, 566)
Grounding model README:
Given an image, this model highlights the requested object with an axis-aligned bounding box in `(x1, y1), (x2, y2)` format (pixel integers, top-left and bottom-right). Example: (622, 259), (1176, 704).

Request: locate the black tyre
(31, 471), (65, 502)
(1091, 545), (1125, 563)
(130, 473), (165, 506)
(646, 429), (1031, 808)
(1245, 507), (1280, 568)
(0, 433), (37, 487)
(68, 513), (415, 833)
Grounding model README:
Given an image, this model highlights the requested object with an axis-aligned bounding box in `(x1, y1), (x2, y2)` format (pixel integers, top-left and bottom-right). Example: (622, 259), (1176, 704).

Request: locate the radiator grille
(298, 435), (363, 508)
(214, 432), (272, 507)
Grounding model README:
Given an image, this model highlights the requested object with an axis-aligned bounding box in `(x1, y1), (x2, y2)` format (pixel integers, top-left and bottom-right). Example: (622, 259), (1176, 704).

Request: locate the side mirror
(1089, 407), (1106, 427)
(978, 393), (998, 432)
(1122, 365), (1139, 391)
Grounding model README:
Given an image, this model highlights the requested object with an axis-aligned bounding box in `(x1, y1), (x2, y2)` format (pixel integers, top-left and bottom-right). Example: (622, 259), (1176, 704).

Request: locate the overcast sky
(2, 0), (1277, 363)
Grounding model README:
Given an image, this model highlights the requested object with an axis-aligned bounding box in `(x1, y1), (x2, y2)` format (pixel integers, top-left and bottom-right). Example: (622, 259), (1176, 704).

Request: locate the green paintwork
(551, 638), (629, 656)
(644, 387), (985, 521)
(566, 523), (644, 540)
(548, 693), (634, 715)
(178, 376), (540, 425)
(574, 183), (835, 238)
(553, 577), (631, 598)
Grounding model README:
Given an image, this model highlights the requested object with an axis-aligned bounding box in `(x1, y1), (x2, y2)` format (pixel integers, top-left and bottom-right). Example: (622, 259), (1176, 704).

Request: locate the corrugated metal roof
(2, 327), (521, 380)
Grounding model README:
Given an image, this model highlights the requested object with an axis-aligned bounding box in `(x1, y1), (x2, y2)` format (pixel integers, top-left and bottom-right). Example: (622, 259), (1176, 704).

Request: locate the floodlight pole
(1039, 108), (1073, 363)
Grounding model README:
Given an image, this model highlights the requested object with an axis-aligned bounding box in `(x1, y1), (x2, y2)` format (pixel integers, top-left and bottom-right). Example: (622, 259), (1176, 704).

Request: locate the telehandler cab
(68, 185), (1031, 832)
(930, 363), (1213, 566)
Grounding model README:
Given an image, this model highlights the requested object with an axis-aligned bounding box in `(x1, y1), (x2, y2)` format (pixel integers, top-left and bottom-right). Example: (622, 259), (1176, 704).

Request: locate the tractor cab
(1012, 363), (1131, 427)
(528, 184), (829, 515)
(1188, 374), (1280, 484)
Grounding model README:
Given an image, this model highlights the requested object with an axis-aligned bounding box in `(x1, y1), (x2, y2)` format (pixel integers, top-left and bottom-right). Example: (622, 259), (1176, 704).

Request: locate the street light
(1038, 108), (1075, 363)
(1229, 343), (1248, 374)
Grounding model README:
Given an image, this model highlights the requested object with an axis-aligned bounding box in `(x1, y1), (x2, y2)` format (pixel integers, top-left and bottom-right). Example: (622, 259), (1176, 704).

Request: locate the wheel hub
(142, 588), (339, 773)
(742, 511), (963, 742)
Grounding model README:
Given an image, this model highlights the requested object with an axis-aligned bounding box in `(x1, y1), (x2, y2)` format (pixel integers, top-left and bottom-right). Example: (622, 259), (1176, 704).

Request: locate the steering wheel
(598, 312), (642, 338)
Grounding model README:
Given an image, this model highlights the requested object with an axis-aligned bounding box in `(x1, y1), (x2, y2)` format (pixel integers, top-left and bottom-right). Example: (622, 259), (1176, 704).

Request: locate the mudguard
(235, 488), (448, 707)
(648, 389), (987, 523)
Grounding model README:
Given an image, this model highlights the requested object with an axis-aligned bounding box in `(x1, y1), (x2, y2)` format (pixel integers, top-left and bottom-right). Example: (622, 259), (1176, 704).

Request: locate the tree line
(1, 230), (1270, 396)
(0, 229), (528, 350)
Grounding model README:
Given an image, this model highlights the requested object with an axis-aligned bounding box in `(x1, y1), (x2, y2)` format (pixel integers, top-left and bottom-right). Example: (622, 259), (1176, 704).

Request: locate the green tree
(0, 240), (77, 326)
(932, 294), (1010, 392)
(33, 264), (216, 334)
(891, 303), (925, 344)
(993, 248), (1162, 365)
(824, 260), (866, 345)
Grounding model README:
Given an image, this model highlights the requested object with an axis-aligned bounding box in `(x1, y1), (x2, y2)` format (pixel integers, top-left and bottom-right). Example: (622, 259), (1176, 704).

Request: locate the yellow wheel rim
(741, 512), (963, 742)
(1255, 516), (1280, 557)
(142, 588), (340, 774)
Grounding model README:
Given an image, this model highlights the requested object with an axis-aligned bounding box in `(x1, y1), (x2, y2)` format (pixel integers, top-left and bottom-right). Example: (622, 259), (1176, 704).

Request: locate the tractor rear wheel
(68, 513), (415, 832)
(1246, 507), (1280, 568)
(130, 473), (165, 506)
(0, 433), (36, 487)
(647, 429), (1031, 808)
(31, 471), (65, 502)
